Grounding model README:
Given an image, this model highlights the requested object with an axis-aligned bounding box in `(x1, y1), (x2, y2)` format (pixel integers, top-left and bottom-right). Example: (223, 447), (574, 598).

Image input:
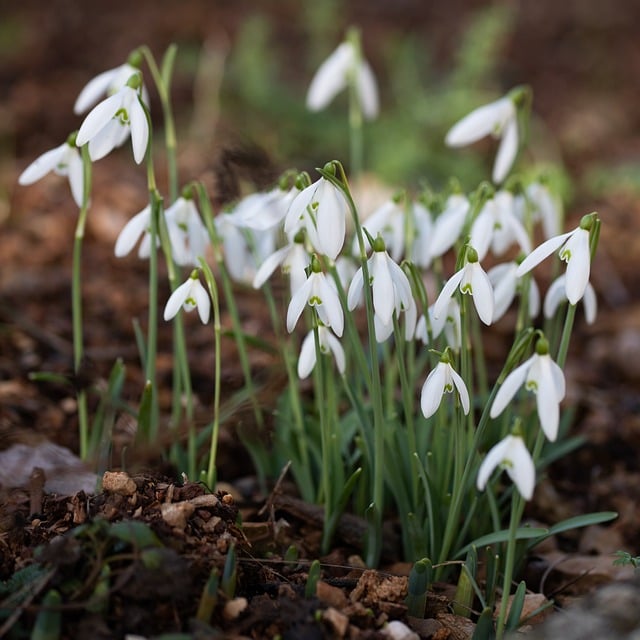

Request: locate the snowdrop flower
(18, 135), (84, 207)
(490, 337), (565, 441)
(74, 58), (148, 114)
(287, 256), (344, 336)
(446, 89), (523, 184)
(516, 214), (595, 305)
(432, 246), (494, 326)
(228, 186), (299, 232)
(470, 190), (531, 260)
(164, 196), (209, 267)
(544, 275), (597, 325)
(114, 205), (155, 259)
(358, 198), (406, 262)
(420, 351), (470, 419)
(525, 181), (563, 239)
(76, 75), (149, 164)
(415, 298), (461, 351)
(306, 39), (379, 120)
(163, 270), (210, 324)
(477, 434), (535, 501)
(252, 232), (311, 297)
(409, 201), (434, 269)
(297, 325), (346, 379)
(429, 193), (470, 259)
(488, 261), (540, 322)
(284, 175), (348, 260)
(215, 213), (277, 284)
(347, 238), (417, 342)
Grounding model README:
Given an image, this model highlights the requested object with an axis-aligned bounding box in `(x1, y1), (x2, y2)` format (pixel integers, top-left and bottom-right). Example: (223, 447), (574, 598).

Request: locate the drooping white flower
(306, 41), (379, 120)
(215, 213), (277, 285)
(18, 138), (84, 207)
(114, 205), (155, 259)
(252, 234), (311, 297)
(432, 247), (494, 326)
(488, 261), (540, 323)
(164, 197), (209, 267)
(287, 257), (344, 337)
(415, 298), (461, 351)
(74, 62), (148, 114)
(470, 190), (531, 260)
(544, 274), (597, 325)
(228, 186), (299, 233)
(525, 181), (563, 239)
(347, 242), (417, 342)
(409, 201), (434, 269)
(477, 434), (535, 501)
(490, 339), (566, 441)
(284, 176), (348, 260)
(358, 198), (406, 262)
(420, 356), (470, 419)
(429, 193), (470, 259)
(76, 81), (149, 164)
(516, 216), (594, 305)
(297, 325), (346, 379)
(445, 94), (518, 184)
(163, 270), (210, 324)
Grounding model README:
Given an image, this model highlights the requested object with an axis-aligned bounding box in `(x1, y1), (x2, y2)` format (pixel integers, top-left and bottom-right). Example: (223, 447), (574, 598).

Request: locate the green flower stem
(259, 279), (314, 502)
(436, 329), (534, 575)
(195, 184), (268, 485)
(392, 315), (418, 504)
(311, 325), (334, 552)
(495, 490), (523, 640)
(555, 302), (576, 369)
(72, 145), (92, 459)
(139, 44), (179, 202)
(199, 259), (222, 490)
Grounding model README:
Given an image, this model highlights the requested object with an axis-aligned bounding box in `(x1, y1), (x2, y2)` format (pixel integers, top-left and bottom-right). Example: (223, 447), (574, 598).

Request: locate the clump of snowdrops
(18, 30), (615, 639)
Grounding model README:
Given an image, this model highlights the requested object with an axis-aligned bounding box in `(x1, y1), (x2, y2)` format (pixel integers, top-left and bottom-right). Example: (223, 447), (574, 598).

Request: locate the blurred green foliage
(213, 5), (519, 190)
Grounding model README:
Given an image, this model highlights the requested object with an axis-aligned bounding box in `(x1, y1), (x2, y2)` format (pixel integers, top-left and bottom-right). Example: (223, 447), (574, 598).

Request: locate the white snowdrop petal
(543, 276), (565, 319)
(432, 269), (464, 320)
(306, 43), (351, 111)
(564, 229), (591, 304)
(506, 438), (536, 500)
(73, 67), (118, 114)
(470, 265), (494, 325)
(67, 150), (85, 208)
(76, 92), (123, 147)
(193, 282), (211, 324)
(114, 207), (150, 257)
(445, 98), (512, 147)
(347, 268), (364, 311)
(326, 331), (346, 374)
(371, 253), (395, 326)
(420, 365), (445, 419)
(492, 116), (518, 184)
(476, 436), (511, 491)
(318, 277), (344, 337)
(163, 280), (191, 321)
(535, 361), (560, 441)
(297, 332), (317, 379)
(286, 279), (312, 333)
(357, 60), (379, 120)
(516, 230), (573, 277)
(583, 282), (597, 324)
(449, 367), (470, 415)
(18, 145), (65, 185)
(129, 95), (150, 164)
(252, 246), (290, 289)
(490, 359), (531, 418)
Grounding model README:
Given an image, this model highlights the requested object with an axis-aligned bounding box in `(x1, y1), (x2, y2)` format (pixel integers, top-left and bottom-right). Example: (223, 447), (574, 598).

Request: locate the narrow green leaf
(305, 559), (321, 599)
(505, 580), (526, 630)
(461, 527), (548, 554)
(196, 567), (219, 623)
(526, 512), (617, 550)
(31, 589), (61, 640)
(471, 607), (495, 640)
(221, 544), (237, 598)
(110, 520), (162, 549)
(160, 43), (178, 91)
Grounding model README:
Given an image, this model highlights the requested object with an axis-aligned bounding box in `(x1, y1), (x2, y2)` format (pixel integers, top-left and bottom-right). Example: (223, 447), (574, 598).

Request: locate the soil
(2, 1), (640, 638)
